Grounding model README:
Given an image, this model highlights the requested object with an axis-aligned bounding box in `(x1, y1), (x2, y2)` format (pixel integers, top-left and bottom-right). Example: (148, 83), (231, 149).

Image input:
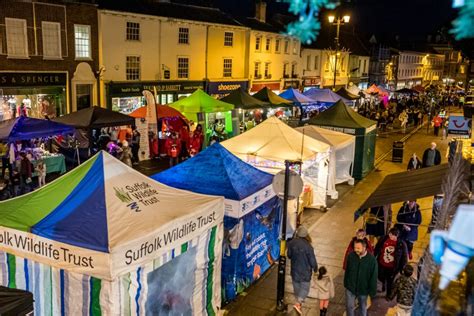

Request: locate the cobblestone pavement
(222, 125), (449, 316)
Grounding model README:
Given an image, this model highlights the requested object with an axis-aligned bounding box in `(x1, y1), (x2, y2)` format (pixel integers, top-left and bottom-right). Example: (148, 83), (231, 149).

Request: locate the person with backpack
(287, 226), (318, 315)
(388, 264), (417, 316)
(311, 266), (335, 316)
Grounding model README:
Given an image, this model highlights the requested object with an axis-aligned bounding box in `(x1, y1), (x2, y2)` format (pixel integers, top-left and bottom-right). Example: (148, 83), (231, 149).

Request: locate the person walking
(432, 114), (443, 136)
(344, 239), (378, 316)
(287, 226), (318, 315)
(179, 125), (190, 162)
(396, 200), (422, 259)
(388, 264), (417, 316)
(374, 228), (409, 297)
(343, 229), (374, 270)
(311, 266), (334, 316)
(407, 153), (422, 171)
(422, 142), (441, 168)
(131, 128), (141, 165)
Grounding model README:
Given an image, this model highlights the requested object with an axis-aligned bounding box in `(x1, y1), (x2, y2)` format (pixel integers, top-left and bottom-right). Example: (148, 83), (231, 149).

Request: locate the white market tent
(296, 126), (356, 199)
(0, 151), (224, 315)
(222, 116), (331, 207)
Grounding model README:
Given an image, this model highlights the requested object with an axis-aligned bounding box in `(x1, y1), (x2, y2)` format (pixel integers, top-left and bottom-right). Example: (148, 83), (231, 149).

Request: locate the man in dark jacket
(396, 200), (422, 259)
(287, 226), (317, 315)
(374, 228), (408, 297)
(422, 142), (441, 167)
(388, 264), (417, 315)
(344, 239), (378, 316)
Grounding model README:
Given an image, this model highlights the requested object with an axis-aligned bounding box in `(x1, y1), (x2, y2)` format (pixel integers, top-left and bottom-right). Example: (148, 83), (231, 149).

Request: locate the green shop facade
(106, 81), (205, 114)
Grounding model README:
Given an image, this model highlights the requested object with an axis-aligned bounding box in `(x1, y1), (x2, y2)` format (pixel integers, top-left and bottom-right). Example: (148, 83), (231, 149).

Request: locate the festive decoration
(283, 0), (339, 44)
(451, 0), (474, 39)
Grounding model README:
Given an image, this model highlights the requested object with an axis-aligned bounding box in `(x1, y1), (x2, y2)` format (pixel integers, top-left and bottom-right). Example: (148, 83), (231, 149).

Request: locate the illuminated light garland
(451, 0), (474, 39)
(283, 0), (340, 44)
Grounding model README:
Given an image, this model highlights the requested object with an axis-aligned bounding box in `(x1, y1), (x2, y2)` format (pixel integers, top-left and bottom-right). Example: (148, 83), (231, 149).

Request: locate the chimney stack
(255, 1), (267, 23)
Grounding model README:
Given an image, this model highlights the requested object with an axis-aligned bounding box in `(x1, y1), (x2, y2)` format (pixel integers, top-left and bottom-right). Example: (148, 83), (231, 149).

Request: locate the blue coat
(287, 237), (318, 282)
(396, 203), (422, 242)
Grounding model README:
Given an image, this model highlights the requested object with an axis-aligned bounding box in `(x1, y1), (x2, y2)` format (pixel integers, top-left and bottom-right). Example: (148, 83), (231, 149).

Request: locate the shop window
(126, 22), (140, 41)
(6, 18), (28, 58)
(76, 84), (92, 111)
(112, 96), (144, 113)
(224, 32), (233, 47)
(42, 22), (61, 59)
(178, 27), (189, 44)
(284, 39), (289, 54)
(223, 58), (232, 78)
(265, 37), (271, 52)
(126, 56), (141, 80)
(177, 57), (189, 79)
(74, 24), (91, 59)
(275, 39), (281, 53)
(254, 62), (261, 78)
(255, 36), (261, 51)
(264, 62), (271, 78)
(159, 94), (174, 105)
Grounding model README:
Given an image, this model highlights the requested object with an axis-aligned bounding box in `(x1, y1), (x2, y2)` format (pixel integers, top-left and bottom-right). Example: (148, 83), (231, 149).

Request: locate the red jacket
(188, 135), (202, 154)
(343, 237), (374, 270)
(165, 137), (181, 157)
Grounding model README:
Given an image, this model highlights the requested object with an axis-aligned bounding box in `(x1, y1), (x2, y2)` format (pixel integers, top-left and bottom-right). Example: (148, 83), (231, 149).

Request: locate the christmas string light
(283, 0), (339, 44)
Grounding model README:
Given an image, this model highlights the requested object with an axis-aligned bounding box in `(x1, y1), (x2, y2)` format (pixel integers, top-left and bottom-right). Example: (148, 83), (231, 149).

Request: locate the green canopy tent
(336, 87), (361, 101)
(169, 88), (235, 141)
(253, 87), (293, 107)
(307, 100), (377, 180)
(220, 87), (269, 110)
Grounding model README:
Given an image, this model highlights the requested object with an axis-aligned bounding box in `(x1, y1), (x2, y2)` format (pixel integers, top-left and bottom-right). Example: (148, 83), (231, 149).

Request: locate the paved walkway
(222, 126), (449, 316)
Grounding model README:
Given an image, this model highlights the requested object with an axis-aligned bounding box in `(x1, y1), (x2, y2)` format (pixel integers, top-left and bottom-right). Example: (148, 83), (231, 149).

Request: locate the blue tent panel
(279, 88), (314, 104)
(152, 143), (273, 201)
(0, 116), (75, 142)
(303, 88), (351, 104)
(32, 154), (109, 253)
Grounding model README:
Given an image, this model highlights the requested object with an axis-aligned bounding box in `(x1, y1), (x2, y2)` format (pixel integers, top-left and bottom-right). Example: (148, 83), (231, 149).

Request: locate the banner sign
(207, 81), (249, 97)
(0, 72), (67, 87)
(225, 185), (276, 218)
(222, 197), (281, 302)
(448, 115), (471, 135)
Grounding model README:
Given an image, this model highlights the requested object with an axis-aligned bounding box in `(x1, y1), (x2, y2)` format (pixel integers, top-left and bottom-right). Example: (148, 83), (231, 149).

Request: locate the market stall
(303, 88), (351, 108)
(152, 143), (280, 303)
(0, 151), (224, 315)
(253, 87), (293, 107)
(308, 100), (377, 180)
(129, 103), (188, 161)
(336, 87), (361, 101)
(0, 116), (74, 175)
(222, 116), (331, 208)
(220, 87), (270, 132)
(169, 89), (234, 143)
(296, 125), (356, 199)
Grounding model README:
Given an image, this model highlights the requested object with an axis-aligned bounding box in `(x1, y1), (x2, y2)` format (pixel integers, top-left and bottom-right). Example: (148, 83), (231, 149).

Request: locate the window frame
(255, 36), (262, 52)
(223, 58), (233, 78)
(126, 21), (141, 41)
(177, 57), (190, 79)
(41, 21), (62, 59)
(224, 31), (234, 47)
(254, 62), (261, 78)
(74, 24), (92, 60)
(292, 40), (298, 55)
(275, 38), (281, 53)
(5, 18), (29, 59)
(306, 55), (311, 71)
(125, 55), (141, 81)
(264, 62), (271, 78)
(178, 27), (190, 45)
(314, 55), (319, 70)
(265, 37), (271, 52)
(284, 39), (290, 54)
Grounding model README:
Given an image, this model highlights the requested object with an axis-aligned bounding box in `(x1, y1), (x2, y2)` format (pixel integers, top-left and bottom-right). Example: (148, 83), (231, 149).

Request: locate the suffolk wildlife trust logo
(113, 182), (160, 213)
(114, 187), (141, 212)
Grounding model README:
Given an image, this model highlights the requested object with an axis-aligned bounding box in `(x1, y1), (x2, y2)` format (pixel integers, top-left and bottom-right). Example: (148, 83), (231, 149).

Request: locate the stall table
(32, 154), (66, 176)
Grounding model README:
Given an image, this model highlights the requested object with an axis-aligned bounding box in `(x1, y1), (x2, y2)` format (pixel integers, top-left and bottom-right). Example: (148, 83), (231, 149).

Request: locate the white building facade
(98, 8), (248, 112)
(395, 51), (425, 89)
(301, 48), (350, 90)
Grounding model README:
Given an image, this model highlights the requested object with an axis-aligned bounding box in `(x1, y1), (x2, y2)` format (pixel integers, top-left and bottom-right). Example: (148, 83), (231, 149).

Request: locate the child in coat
(312, 266), (335, 316)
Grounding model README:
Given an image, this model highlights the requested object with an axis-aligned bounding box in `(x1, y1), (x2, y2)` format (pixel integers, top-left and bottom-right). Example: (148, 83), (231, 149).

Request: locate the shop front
(207, 81), (249, 98)
(250, 81), (281, 94)
(302, 77), (321, 92)
(322, 76), (348, 90)
(106, 81), (205, 114)
(283, 79), (300, 90)
(0, 72), (67, 121)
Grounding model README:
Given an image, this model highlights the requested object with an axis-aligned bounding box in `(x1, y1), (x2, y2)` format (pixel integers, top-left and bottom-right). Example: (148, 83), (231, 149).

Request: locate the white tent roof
(296, 126), (355, 150)
(222, 117), (330, 163)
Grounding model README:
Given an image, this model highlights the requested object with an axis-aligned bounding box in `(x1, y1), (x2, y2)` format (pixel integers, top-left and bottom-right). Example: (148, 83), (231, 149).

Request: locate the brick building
(0, 0), (99, 121)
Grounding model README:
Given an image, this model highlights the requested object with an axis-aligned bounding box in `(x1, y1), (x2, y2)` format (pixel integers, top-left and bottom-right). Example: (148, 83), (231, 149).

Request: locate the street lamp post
(328, 15), (350, 90)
